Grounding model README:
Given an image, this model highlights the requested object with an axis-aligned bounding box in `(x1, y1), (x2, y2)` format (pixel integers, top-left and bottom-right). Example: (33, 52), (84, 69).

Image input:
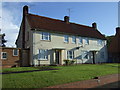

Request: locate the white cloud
(1, 7), (19, 47)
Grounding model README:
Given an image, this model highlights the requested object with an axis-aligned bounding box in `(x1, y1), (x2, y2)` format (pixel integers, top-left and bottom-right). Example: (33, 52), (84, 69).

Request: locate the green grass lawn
(2, 63), (119, 88)
(2, 67), (39, 73)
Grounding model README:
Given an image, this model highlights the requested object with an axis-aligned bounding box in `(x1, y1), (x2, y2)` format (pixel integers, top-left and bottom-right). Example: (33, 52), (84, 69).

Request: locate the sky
(0, 1), (118, 47)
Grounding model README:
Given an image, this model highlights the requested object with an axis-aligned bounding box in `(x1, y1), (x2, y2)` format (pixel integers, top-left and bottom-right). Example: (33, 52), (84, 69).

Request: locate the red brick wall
(0, 47), (21, 68)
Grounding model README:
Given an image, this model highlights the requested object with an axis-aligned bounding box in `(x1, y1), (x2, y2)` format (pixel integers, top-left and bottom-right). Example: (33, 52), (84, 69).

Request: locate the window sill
(67, 59), (74, 60)
(38, 59), (48, 61)
(1, 58), (7, 60)
(41, 40), (51, 42)
(13, 55), (18, 56)
(72, 42), (76, 44)
(84, 44), (89, 45)
(64, 42), (69, 44)
(78, 43), (83, 45)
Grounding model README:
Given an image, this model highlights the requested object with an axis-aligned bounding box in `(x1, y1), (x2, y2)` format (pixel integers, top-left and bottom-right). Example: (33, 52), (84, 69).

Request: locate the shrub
(63, 60), (70, 66)
(70, 60), (76, 65)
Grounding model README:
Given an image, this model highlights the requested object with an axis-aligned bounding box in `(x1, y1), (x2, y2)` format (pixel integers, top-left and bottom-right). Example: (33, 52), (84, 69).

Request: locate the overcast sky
(1, 1), (118, 47)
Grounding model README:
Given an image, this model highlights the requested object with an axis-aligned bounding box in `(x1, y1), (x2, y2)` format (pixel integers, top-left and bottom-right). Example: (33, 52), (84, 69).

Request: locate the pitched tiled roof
(26, 13), (106, 40)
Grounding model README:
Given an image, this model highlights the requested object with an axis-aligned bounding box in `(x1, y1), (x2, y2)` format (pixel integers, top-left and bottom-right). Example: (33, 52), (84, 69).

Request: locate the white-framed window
(84, 38), (89, 45)
(1, 52), (7, 59)
(82, 51), (89, 59)
(97, 40), (103, 45)
(100, 52), (104, 59)
(67, 51), (74, 59)
(72, 36), (76, 44)
(64, 35), (69, 43)
(42, 32), (50, 41)
(13, 49), (18, 56)
(38, 49), (48, 60)
(78, 37), (83, 44)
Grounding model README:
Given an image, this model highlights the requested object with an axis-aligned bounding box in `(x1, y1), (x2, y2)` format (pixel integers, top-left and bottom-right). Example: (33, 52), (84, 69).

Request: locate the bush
(64, 60), (76, 65)
(70, 60), (76, 65)
(63, 60), (70, 66)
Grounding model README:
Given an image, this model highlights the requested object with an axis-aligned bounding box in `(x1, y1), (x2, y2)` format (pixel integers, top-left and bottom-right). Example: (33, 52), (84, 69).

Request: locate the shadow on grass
(1, 67), (59, 74)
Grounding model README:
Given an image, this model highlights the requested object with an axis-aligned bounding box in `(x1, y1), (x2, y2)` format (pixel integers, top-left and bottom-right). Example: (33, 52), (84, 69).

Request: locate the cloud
(1, 6), (19, 47)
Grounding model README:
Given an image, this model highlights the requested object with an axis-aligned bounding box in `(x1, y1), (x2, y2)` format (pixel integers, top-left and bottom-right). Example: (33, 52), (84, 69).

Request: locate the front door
(55, 50), (60, 64)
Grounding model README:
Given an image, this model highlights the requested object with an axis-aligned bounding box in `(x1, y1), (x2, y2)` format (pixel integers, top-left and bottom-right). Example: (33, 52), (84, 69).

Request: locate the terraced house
(16, 6), (108, 66)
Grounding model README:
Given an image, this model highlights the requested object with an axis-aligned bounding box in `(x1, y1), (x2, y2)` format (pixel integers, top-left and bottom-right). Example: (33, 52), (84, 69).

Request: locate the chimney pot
(64, 16), (69, 23)
(92, 22), (97, 29)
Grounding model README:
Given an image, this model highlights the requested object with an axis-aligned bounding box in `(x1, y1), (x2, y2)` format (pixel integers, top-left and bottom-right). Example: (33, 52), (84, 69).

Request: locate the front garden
(2, 63), (119, 88)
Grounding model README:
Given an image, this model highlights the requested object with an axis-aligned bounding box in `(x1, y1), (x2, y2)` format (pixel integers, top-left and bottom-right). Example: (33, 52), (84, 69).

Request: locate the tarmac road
(95, 81), (120, 88)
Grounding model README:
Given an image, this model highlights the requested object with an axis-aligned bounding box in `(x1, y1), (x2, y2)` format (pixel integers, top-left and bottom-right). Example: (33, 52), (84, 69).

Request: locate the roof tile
(27, 13), (106, 40)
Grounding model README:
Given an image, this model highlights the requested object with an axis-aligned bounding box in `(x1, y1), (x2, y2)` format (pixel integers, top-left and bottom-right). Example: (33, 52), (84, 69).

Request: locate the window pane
(98, 40), (103, 45)
(38, 49), (48, 60)
(13, 49), (18, 56)
(84, 38), (89, 44)
(67, 51), (74, 59)
(64, 35), (69, 42)
(42, 32), (50, 40)
(2, 52), (7, 59)
(79, 37), (83, 44)
(83, 51), (89, 59)
(72, 36), (76, 43)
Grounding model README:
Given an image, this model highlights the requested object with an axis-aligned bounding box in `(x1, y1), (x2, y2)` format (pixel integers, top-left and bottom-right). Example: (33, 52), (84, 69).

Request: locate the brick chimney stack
(22, 5), (29, 49)
(116, 27), (120, 35)
(92, 22), (97, 29)
(23, 5), (28, 17)
(64, 16), (69, 23)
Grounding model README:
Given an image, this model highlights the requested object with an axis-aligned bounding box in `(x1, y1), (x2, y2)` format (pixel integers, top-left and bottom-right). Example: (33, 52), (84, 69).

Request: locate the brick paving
(46, 74), (119, 88)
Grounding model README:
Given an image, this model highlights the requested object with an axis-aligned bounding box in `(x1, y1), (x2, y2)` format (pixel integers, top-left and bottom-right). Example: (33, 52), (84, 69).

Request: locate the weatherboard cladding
(26, 13), (106, 40)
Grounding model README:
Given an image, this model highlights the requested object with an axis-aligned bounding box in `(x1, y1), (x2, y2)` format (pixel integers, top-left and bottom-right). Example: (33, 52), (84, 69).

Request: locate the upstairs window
(84, 38), (89, 45)
(97, 40), (103, 45)
(64, 35), (69, 43)
(42, 32), (50, 41)
(67, 51), (74, 59)
(38, 49), (48, 60)
(72, 36), (76, 44)
(13, 49), (18, 56)
(79, 37), (83, 44)
(1, 52), (7, 59)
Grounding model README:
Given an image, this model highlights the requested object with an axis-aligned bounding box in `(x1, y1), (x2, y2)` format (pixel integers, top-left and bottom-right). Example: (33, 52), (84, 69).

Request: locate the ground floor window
(13, 49), (18, 56)
(67, 51), (74, 59)
(1, 52), (7, 59)
(100, 52), (104, 59)
(38, 49), (48, 60)
(81, 51), (89, 59)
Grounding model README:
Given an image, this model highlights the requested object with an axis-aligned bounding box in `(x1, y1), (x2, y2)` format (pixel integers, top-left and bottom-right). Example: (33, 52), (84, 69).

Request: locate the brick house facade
(0, 47), (21, 68)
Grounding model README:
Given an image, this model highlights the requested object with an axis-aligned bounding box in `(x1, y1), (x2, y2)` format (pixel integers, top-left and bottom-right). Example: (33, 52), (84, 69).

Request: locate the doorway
(91, 51), (97, 64)
(55, 50), (60, 64)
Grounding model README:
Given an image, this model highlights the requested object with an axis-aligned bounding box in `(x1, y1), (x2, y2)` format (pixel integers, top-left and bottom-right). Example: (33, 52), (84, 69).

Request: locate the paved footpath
(46, 74), (119, 88)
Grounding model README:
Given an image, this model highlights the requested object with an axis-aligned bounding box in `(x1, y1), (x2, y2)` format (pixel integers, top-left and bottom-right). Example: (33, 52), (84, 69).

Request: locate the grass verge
(2, 63), (119, 88)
